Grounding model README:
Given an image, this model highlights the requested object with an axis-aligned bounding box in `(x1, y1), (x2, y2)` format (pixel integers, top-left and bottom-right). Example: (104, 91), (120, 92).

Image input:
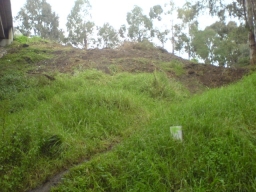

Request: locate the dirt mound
(28, 42), (249, 93)
(179, 63), (249, 93)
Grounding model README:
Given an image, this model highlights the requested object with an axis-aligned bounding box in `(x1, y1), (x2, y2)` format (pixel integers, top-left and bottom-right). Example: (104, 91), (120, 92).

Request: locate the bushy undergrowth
(53, 73), (256, 192)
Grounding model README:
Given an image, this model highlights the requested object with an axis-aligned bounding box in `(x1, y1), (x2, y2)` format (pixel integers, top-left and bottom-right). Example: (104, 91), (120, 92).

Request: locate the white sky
(10, 0), (219, 57)
(11, 0), (186, 29)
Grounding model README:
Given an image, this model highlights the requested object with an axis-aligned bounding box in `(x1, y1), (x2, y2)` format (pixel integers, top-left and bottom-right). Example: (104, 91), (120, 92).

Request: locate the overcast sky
(10, 0), (200, 29)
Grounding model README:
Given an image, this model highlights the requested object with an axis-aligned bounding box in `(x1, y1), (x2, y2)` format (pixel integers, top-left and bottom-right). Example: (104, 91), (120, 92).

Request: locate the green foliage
(126, 6), (153, 42)
(66, 0), (94, 48)
(187, 0), (255, 65)
(13, 35), (50, 44)
(175, 18), (250, 66)
(149, 5), (163, 21)
(174, 21), (198, 60)
(177, 2), (198, 23)
(203, 21), (249, 66)
(14, 35), (29, 44)
(155, 29), (170, 48)
(98, 23), (119, 48)
(191, 26), (216, 64)
(160, 60), (185, 76)
(15, 0), (63, 41)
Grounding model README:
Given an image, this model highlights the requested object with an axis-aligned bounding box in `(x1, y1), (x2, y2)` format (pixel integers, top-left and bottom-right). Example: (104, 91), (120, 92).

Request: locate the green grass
(52, 73), (256, 192)
(0, 36), (54, 100)
(160, 60), (185, 76)
(0, 69), (188, 191)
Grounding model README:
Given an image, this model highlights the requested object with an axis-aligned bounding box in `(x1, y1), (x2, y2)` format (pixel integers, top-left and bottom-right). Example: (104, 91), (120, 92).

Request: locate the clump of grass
(160, 60), (185, 76)
(14, 35), (49, 44)
(40, 134), (63, 158)
(112, 72), (189, 101)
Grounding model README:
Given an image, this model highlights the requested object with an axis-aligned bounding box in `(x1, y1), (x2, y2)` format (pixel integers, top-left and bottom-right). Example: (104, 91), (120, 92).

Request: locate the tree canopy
(126, 6), (153, 42)
(98, 23), (119, 48)
(15, 0), (63, 41)
(185, 0), (256, 65)
(66, 0), (95, 49)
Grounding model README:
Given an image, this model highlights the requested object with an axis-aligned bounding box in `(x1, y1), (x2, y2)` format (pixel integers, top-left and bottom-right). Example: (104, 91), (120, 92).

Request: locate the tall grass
(53, 73), (256, 192)
(0, 69), (187, 191)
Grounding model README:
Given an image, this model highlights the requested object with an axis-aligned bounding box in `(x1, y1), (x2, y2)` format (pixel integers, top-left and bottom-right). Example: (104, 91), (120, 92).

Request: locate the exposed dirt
(179, 63), (249, 93)
(24, 42), (249, 94)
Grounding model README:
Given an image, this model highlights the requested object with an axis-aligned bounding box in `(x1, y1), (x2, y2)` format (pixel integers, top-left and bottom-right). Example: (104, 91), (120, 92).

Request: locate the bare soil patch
(27, 42), (249, 93)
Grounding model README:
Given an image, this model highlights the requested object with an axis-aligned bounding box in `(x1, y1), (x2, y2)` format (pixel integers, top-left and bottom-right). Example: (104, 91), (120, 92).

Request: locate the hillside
(2, 37), (249, 95)
(0, 37), (255, 192)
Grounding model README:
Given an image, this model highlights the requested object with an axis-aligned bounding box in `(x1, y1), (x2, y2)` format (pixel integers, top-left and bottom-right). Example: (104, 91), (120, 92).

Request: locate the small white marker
(170, 126), (183, 141)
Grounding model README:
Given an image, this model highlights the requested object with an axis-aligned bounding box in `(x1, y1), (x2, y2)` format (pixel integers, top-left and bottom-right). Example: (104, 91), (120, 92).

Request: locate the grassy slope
(1, 37), (256, 191)
(0, 59), (188, 191)
(52, 73), (256, 192)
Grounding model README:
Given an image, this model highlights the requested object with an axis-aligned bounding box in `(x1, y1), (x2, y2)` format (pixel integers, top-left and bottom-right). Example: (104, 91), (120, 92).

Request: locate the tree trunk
(249, 30), (256, 65)
(246, 0), (256, 65)
(84, 38), (88, 49)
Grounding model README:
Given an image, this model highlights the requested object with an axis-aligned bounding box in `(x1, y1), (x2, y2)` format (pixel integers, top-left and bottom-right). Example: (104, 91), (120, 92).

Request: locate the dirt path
(28, 170), (69, 192)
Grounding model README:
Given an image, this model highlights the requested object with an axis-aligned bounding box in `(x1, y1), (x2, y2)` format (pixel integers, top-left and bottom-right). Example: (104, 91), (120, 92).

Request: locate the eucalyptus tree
(173, 2), (199, 59)
(149, 5), (170, 48)
(118, 24), (127, 39)
(15, 0), (63, 41)
(188, 0), (256, 65)
(191, 25), (218, 64)
(126, 6), (153, 42)
(209, 21), (249, 66)
(98, 23), (119, 48)
(66, 0), (94, 49)
(156, 30), (170, 48)
(149, 5), (164, 21)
